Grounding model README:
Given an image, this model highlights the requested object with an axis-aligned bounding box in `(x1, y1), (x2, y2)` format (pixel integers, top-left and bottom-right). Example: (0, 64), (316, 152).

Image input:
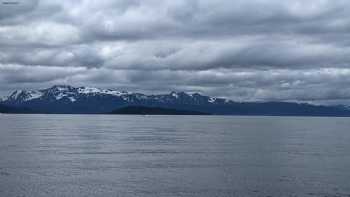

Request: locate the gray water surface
(1, 114), (350, 197)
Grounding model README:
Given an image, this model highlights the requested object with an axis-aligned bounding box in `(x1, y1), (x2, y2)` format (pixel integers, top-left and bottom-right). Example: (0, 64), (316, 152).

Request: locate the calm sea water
(1, 114), (350, 197)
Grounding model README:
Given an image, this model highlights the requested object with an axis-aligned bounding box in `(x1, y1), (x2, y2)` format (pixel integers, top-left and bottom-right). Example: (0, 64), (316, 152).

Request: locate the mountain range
(1, 85), (350, 116)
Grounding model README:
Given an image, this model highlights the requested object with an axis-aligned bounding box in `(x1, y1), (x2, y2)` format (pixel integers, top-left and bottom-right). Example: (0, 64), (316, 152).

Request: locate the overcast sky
(1, 0), (350, 104)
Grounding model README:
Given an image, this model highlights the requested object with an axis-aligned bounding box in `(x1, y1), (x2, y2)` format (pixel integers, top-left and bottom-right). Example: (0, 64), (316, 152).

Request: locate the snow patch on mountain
(68, 97), (76, 102)
(208, 97), (216, 103)
(77, 87), (130, 97)
(77, 87), (101, 94)
(171, 92), (179, 98)
(26, 91), (43, 101)
(55, 93), (71, 101)
(11, 90), (23, 99)
(6, 90), (43, 102)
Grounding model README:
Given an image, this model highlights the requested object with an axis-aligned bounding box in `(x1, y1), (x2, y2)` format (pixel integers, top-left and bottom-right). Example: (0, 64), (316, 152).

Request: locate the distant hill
(0, 104), (32, 114)
(2, 85), (350, 116)
(110, 106), (211, 115)
(0, 104), (14, 113)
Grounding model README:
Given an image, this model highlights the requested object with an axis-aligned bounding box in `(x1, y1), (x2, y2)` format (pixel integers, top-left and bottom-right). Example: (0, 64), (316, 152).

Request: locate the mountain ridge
(1, 85), (350, 116)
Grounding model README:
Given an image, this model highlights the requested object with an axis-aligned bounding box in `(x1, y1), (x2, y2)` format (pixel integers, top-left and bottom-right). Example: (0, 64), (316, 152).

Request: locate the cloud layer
(1, 0), (350, 104)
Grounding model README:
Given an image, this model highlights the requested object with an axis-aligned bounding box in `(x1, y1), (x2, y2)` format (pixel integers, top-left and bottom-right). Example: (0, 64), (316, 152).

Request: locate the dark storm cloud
(2, 0), (350, 104)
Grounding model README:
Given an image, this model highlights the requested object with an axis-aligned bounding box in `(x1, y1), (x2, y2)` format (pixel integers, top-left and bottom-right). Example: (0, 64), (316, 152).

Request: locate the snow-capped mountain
(4, 85), (128, 103)
(0, 85), (230, 113)
(2, 85), (350, 116)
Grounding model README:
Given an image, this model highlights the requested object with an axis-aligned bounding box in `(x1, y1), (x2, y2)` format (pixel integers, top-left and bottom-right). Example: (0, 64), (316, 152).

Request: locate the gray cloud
(1, 0), (350, 104)
(0, 0), (38, 21)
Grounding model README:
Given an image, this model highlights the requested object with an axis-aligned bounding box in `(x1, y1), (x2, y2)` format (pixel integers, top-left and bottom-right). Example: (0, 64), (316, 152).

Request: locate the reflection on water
(1, 114), (350, 197)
